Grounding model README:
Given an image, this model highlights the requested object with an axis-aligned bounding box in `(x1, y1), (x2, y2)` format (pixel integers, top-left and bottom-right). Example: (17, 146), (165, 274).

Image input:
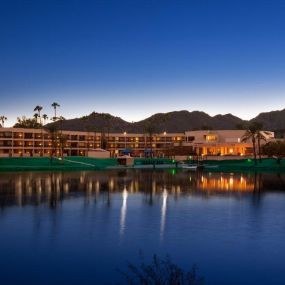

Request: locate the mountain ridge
(48, 108), (285, 134)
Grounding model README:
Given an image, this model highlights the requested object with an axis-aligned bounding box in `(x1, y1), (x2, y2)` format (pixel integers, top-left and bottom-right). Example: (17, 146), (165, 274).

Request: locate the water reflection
(1, 170), (285, 285)
(160, 188), (168, 240)
(198, 173), (256, 192)
(120, 185), (128, 236)
(0, 171), (284, 211)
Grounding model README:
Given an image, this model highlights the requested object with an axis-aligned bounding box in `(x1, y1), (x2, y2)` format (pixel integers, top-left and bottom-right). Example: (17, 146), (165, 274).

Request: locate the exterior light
(163, 131), (167, 136)
(123, 132), (127, 149)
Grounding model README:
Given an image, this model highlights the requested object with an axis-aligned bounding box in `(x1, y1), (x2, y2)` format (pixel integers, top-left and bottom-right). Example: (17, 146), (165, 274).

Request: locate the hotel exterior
(0, 128), (275, 158)
(184, 130), (275, 157)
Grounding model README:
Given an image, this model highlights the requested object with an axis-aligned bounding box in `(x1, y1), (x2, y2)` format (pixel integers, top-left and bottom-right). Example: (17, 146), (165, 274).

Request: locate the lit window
(206, 135), (217, 142)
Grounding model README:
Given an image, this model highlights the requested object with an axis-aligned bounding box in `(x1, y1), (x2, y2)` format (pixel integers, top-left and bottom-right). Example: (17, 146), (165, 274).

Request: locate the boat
(179, 164), (198, 170)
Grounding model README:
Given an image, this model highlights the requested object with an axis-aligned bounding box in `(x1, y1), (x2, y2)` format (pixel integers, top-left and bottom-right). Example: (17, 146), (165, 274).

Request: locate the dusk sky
(1, 0), (285, 126)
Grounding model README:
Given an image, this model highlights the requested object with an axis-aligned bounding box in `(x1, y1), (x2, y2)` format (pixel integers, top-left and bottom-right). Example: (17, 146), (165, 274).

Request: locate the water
(0, 170), (285, 285)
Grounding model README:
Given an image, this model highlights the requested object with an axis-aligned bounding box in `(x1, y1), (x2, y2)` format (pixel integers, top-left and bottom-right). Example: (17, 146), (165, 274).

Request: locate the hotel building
(0, 128), (275, 158)
(183, 130), (275, 157)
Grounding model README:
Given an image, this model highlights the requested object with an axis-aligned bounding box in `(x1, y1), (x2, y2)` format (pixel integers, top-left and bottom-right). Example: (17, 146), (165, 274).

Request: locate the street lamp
(163, 131), (167, 157)
(123, 131), (127, 149)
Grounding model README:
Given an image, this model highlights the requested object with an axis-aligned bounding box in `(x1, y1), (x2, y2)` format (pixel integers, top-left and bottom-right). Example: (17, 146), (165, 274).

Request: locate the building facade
(183, 130), (275, 156)
(0, 128), (275, 158)
(0, 128), (185, 157)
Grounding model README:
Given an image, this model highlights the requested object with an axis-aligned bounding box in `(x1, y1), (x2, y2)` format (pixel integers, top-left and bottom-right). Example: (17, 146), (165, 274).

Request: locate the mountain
(250, 108), (285, 130)
(47, 108), (285, 134)
(50, 112), (130, 133)
(49, 110), (246, 133)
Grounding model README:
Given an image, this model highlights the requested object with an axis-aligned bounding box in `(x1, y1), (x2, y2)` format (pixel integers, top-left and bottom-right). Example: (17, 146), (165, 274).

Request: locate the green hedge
(0, 156), (118, 171)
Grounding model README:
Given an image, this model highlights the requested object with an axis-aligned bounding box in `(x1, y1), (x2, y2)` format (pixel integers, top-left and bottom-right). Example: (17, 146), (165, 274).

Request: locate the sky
(1, 0), (285, 126)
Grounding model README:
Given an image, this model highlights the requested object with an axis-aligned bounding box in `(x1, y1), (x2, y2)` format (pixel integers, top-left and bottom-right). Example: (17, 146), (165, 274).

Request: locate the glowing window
(206, 135), (217, 142)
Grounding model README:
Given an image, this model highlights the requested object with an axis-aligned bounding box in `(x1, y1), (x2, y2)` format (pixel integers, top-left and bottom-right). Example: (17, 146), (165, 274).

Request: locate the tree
(249, 122), (268, 162)
(13, 116), (42, 129)
(33, 105), (43, 124)
(58, 133), (68, 159)
(263, 141), (285, 164)
(241, 123), (259, 165)
(0, 116), (7, 127)
(44, 124), (59, 161)
(245, 122), (271, 162)
(51, 102), (60, 121)
(33, 113), (39, 123)
(58, 116), (65, 132)
(256, 131), (270, 162)
(42, 114), (49, 125)
(120, 254), (204, 285)
(144, 120), (157, 158)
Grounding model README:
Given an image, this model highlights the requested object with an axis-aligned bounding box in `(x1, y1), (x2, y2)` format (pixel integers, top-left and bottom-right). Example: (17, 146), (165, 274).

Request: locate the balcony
(0, 132), (12, 138)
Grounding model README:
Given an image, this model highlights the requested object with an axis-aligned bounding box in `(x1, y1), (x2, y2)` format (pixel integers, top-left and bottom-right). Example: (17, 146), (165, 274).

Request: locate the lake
(0, 169), (285, 285)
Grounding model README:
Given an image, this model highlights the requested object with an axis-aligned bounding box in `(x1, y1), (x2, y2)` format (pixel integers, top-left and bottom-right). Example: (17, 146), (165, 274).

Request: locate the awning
(122, 149), (132, 154)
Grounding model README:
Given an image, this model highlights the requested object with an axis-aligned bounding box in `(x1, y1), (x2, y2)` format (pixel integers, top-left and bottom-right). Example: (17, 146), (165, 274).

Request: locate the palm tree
(0, 116), (7, 127)
(256, 131), (268, 162)
(144, 120), (157, 158)
(247, 122), (270, 162)
(241, 123), (262, 165)
(33, 113), (39, 123)
(34, 106), (43, 124)
(51, 102), (60, 121)
(58, 134), (68, 160)
(44, 124), (59, 161)
(42, 114), (48, 125)
(58, 116), (65, 138)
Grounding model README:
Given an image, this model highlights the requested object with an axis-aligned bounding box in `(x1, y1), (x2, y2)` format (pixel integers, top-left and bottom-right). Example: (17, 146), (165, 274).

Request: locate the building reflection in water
(1, 170), (285, 242)
(0, 170), (284, 211)
(197, 173), (256, 192)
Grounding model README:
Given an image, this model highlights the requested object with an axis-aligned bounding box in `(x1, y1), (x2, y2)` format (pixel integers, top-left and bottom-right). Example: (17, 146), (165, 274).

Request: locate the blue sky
(1, 0), (285, 126)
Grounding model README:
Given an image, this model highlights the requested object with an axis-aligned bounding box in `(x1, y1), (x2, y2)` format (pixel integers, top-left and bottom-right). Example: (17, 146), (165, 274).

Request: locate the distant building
(0, 128), (275, 158)
(182, 130), (275, 156)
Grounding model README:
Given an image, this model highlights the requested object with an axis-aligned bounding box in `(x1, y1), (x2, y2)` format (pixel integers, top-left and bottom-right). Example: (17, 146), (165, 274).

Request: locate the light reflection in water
(0, 170), (284, 212)
(160, 188), (168, 240)
(120, 186), (128, 236)
(0, 170), (285, 285)
(197, 173), (256, 192)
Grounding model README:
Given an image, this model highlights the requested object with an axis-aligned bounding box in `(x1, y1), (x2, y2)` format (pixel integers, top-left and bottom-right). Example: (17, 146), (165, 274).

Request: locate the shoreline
(0, 157), (284, 173)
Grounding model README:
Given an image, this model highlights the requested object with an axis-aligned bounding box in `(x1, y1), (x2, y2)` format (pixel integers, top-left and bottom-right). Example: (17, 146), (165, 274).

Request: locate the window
(205, 135), (217, 142)
(24, 133), (33, 139)
(0, 132), (12, 138)
(0, 140), (12, 146)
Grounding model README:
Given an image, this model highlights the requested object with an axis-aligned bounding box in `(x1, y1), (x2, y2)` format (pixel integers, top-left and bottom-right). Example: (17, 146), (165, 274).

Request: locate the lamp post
(123, 131), (127, 150)
(163, 131), (167, 157)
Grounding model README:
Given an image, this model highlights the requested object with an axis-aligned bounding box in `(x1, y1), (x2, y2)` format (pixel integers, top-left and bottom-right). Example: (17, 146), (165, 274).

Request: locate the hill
(250, 108), (285, 130)
(49, 110), (246, 133)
